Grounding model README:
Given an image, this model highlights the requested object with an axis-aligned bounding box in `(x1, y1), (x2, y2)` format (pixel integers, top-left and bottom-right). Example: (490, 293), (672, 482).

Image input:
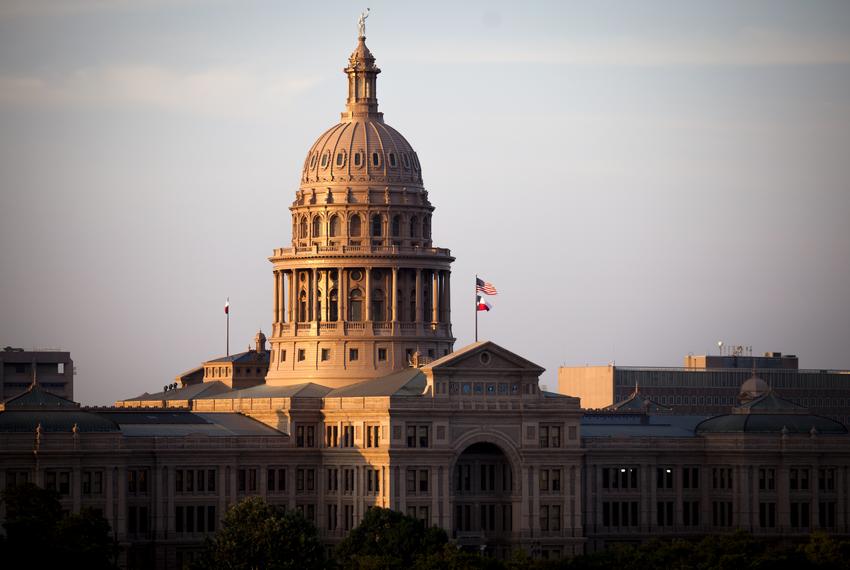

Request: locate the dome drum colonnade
(265, 36), (455, 388)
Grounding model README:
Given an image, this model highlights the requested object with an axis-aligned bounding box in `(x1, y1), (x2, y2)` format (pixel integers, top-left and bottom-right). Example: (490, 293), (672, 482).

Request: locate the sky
(1, 1), (849, 405)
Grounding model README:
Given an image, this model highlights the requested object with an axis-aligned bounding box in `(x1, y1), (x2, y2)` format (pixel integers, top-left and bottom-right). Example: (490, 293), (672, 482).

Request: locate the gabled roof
(607, 387), (672, 413)
(207, 350), (270, 364)
(2, 384), (79, 410)
(424, 341), (545, 374)
(196, 382), (333, 400)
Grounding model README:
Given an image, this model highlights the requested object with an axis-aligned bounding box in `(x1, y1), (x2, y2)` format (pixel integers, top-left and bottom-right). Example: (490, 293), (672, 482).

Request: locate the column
(431, 270), (439, 324)
(415, 269), (423, 323)
(340, 268), (348, 322)
(365, 267), (371, 321)
(312, 268), (319, 322)
(117, 465), (127, 540)
(287, 271), (294, 323)
(445, 271), (451, 326)
(323, 270), (330, 322)
(72, 465), (81, 513)
(273, 271), (279, 325)
(391, 268), (398, 322)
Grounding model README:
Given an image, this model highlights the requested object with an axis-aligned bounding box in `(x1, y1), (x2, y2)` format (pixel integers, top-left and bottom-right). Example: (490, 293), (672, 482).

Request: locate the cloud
(389, 28), (850, 67)
(0, 65), (322, 118)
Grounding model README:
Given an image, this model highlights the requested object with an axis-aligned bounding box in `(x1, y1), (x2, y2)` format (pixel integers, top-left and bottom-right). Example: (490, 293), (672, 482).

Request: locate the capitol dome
(300, 36), (423, 187)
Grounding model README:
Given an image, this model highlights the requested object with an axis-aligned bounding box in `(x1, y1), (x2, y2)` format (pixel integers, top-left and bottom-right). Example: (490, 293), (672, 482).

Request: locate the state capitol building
(1, 31), (849, 569)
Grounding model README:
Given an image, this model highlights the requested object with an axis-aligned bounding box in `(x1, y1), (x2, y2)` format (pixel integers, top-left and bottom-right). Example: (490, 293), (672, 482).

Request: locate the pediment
(424, 341), (544, 375)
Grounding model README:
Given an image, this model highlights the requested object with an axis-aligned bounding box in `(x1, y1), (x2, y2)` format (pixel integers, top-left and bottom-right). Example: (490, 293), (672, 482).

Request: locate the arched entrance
(452, 442), (516, 555)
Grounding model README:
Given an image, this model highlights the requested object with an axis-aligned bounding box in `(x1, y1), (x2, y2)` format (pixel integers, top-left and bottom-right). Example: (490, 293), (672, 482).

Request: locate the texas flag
(224, 298), (230, 315)
(476, 295), (492, 312)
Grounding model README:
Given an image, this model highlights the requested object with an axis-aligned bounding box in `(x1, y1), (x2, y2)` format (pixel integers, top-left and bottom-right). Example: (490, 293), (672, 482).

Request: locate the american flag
(476, 277), (498, 296)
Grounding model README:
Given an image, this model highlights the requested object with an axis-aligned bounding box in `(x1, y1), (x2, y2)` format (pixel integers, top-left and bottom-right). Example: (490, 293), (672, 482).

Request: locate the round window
(350, 270), (363, 281)
(479, 351), (491, 365)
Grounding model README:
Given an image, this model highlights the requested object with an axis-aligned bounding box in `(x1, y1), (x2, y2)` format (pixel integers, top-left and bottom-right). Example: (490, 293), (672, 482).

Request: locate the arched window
(312, 216), (321, 238)
(371, 152), (380, 167)
(391, 215), (401, 237)
(409, 216), (419, 238)
(316, 290), (323, 322)
(388, 153), (397, 168)
(329, 215), (340, 237)
(349, 215), (362, 237)
(371, 289), (385, 321)
(299, 291), (308, 322)
(299, 217), (308, 239)
(371, 214), (382, 237)
(348, 289), (363, 322)
(329, 289), (339, 321)
(423, 216), (431, 239)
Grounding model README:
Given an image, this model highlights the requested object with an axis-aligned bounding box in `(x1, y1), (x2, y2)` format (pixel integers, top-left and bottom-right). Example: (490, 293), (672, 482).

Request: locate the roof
(326, 368), (426, 398)
(124, 381), (231, 402)
(2, 384), (79, 409)
(100, 410), (285, 437)
(0, 410), (119, 433)
(207, 350), (271, 364)
(196, 382), (333, 400)
(696, 413), (847, 435)
(737, 390), (806, 412)
(423, 340), (545, 374)
(607, 389), (672, 413)
(581, 414), (706, 438)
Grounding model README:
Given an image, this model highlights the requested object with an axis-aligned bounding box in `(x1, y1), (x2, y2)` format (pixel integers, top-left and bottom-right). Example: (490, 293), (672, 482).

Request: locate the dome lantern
(342, 35), (382, 121)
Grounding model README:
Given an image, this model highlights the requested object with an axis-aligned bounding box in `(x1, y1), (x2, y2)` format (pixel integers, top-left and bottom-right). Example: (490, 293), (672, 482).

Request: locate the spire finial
(358, 8), (370, 38)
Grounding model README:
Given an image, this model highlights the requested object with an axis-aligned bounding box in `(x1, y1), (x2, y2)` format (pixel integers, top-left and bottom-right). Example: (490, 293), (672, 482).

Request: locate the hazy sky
(2, 1), (849, 405)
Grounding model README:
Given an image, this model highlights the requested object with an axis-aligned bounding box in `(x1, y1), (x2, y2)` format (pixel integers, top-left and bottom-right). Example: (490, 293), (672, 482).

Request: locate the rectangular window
(377, 348), (387, 361)
(759, 502), (776, 528)
(657, 467), (674, 490)
(711, 468), (733, 490)
(268, 468), (286, 493)
(539, 424), (562, 447)
(327, 504), (338, 531)
(349, 348), (359, 362)
(327, 468), (339, 492)
(790, 468), (810, 491)
(758, 468), (775, 491)
(819, 501), (836, 528)
(297, 349), (306, 361)
(321, 348), (331, 361)
(712, 501), (733, 527)
(127, 469), (149, 495)
(682, 500), (700, 526)
(656, 501), (674, 526)
(365, 424), (380, 448)
(366, 469), (380, 494)
(280, 349), (286, 362)
(326, 425), (339, 447)
(341, 425), (355, 448)
(343, 468), (354, 493)
(406, 424), (429, 448)
(682, 467), (699, 489)
(790, 502), (810, 528)
(818, 468), (836, 492)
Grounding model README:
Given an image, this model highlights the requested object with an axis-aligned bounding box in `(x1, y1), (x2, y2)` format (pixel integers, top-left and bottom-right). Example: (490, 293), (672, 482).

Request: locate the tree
(195, 496), (324, 570)
(0, 483), (115, 569)
(334, 508), (449, 569)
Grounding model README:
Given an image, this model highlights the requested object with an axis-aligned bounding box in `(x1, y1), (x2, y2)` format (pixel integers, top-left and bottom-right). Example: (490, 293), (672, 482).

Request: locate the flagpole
(226, 297), (230, 357)
(474, 274), (478, 342)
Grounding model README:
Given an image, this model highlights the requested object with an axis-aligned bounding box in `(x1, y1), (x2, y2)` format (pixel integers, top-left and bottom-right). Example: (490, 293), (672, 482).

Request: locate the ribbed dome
(300, 35), (423, 187)
(301, 119), (422, 185)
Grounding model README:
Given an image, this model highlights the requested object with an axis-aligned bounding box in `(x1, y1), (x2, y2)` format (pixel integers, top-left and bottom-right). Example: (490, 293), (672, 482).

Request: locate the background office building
(560, 351), (850, 425)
